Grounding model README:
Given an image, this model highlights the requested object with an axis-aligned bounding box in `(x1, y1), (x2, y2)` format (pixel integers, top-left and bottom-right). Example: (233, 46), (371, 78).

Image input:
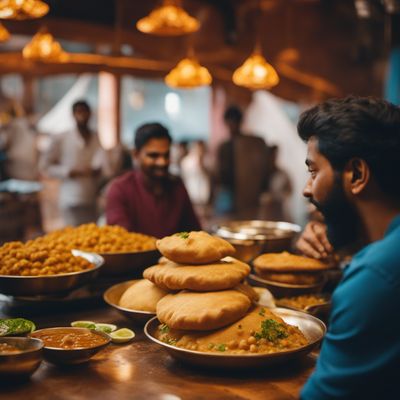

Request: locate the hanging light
(137, 0), (199, 36)
(22, 29), (68, 62)
(0, 0), (49, 20)
(0, 23), (10, 42)
(232, 45), (279, 90)
(165, 57), (212, 88)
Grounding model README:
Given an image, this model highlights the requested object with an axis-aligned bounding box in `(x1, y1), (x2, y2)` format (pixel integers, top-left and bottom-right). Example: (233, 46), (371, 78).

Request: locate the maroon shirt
(105, 170), (201, 238)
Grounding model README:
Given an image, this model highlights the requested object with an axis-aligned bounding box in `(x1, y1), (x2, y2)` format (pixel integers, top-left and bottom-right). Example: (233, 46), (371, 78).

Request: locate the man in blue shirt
(297, 96), (400, 399)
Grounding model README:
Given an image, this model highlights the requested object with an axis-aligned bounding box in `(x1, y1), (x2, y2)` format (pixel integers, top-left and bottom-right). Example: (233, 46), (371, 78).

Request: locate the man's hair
(298, 96), (400, 199)
(224, 105), (243, 123)
(72, 100), (91, 113)
(134, 122), (172, 150)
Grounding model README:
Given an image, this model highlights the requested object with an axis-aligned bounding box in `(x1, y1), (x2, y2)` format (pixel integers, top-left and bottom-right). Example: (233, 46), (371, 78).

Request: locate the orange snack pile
(44, 224), (156, 253)
(0, 241), (92, 276)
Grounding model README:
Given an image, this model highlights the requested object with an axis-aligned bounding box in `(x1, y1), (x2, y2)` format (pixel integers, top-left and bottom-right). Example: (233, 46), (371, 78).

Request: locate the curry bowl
(213, 220), (301, 263)
(103, 280), (156, 324)
(247, 273), (326, 298)
(30, 327), (111, 365)
(98, 249), (160, 277)
(144, 308), (326, 369)
(0, 337), (43, 380)
(0, 250), (104, 297)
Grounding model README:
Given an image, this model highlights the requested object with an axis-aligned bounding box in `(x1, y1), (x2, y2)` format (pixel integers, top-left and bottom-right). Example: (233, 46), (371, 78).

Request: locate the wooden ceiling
(0, 0), (398, 102)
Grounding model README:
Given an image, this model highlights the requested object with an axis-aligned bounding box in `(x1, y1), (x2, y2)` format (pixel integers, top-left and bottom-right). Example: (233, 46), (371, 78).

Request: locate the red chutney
(31, 328), (108, 349)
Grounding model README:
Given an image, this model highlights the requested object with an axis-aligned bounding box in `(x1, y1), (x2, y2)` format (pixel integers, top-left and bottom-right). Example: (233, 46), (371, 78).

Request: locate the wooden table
(0, 302), (316, 400)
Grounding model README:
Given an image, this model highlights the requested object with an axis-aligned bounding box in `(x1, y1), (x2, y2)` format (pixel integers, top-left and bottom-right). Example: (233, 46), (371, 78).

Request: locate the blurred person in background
(105, 122), (201, 237)
(215, 105), (271, 219)
(259, 144), (292, 221)
(40, 100), (110, 227)
(298, 96), (400, 399)
(0, 105), (39, 181)
(181, 140), (212, 225)
(169, 140), (188, 176)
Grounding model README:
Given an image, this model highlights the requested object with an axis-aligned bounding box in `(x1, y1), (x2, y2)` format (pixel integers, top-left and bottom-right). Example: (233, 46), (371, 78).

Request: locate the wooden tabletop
(0, 301), (316, 400)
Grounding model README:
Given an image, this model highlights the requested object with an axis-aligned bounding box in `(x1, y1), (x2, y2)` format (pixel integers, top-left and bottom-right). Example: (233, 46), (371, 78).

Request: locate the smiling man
(105, 122), (201, 238)
(298, 97), (400, 399)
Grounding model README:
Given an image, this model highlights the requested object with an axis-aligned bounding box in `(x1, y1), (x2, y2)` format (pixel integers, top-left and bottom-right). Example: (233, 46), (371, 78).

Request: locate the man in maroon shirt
(105, 123), (201, 238)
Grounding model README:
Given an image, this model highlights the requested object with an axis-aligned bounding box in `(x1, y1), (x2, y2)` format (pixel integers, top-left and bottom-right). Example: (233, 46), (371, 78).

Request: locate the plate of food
(0, 246), (103, 297)
(276, 294), (331, 319)
(103, 279), (169, 323)
(144, 306), (326, 369)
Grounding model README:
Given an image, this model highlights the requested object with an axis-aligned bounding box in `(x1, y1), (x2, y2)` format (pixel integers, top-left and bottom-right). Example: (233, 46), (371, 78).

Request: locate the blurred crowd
(0, 99), (293, 243)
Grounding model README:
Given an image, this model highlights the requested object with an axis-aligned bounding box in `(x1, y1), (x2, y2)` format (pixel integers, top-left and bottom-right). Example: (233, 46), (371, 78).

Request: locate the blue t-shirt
(301, 215), (400, 400)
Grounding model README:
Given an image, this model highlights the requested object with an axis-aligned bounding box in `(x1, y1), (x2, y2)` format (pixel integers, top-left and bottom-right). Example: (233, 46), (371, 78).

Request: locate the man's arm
(301, 267), (399, 399)
(105, 181), (132, 231)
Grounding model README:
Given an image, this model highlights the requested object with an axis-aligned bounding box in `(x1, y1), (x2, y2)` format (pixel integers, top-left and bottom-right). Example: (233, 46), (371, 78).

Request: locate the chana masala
(31, 328), (109, 349)
(156, 306), (308, 354)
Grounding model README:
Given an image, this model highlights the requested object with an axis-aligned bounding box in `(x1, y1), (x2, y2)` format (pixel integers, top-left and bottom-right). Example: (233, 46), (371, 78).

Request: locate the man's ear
(343, 158), (370, 195)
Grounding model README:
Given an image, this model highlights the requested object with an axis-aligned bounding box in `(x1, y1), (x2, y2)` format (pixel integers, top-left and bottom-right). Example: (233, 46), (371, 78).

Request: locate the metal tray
(144, 308), (326, 369)
(98, 249), (160, 277)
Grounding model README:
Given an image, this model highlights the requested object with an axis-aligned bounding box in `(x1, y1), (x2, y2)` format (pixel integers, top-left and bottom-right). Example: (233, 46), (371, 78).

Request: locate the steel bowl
(0, 337), (43, 379)
(144, 308), (326, 369)
(247, 273), (326, 298)
(98, 249), (160, 277)
(103, 280), (156, 324)
(0, 250), (104, 297)
(213, 220), (301, 263)
(30, 327), (111, 365)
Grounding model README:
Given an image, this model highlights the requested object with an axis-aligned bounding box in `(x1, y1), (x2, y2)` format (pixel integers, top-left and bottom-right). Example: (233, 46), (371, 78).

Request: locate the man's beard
(310, 174), (361, 250)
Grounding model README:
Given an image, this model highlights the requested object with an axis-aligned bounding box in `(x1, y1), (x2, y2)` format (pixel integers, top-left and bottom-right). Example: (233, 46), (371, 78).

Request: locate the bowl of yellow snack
(0, 244), (103, 296)
(51, 224), (160, 277)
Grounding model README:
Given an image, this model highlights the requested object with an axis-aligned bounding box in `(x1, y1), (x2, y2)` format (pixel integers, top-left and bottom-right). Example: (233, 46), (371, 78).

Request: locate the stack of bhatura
(253, 252), (330, 286)
(143, 231), (308, 354)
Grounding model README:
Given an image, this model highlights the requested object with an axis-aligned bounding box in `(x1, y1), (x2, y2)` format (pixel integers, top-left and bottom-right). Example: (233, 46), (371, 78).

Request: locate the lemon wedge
(110, 328), (135, 343)
(95, 323), (117, 334)
(71, 320), (96, 329)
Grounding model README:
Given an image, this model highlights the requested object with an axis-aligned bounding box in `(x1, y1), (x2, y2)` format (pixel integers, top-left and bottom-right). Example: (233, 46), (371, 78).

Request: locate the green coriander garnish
(159, 323), (170, 334)
(216, 344), (226, 352)
(208, 343), (215, 350)
(258, 308), (266, 317)
(254, 319), (288, 343)
(176, 232), (189, 239)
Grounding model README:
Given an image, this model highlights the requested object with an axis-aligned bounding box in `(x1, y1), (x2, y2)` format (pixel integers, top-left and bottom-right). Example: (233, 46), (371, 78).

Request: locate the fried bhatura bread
(253, 252), (329, 273)
(254, 269), (322, 285)
(143, 257), (250, 291)
(119, 279), (169, 312)
(155, 306), (308, 354)
(156, 231), (235, 264)
(156, 290), (251, 330)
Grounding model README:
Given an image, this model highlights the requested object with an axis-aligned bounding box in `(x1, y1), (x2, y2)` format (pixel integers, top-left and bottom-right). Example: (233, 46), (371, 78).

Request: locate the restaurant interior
(0, 0), (399, 399)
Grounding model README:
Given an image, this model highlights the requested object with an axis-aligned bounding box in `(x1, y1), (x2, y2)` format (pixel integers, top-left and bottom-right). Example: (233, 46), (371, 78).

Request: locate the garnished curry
(31, 328), (109, 349)
(156, 306), (308, 354)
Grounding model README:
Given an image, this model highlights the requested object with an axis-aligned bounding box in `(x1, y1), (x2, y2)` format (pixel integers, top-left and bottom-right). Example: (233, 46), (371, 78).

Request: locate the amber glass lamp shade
(233, 51), (279, 90)
(22, 30), (68, 62)
(136, 0), (199, 36)
(0, 0), (49, 20)
(0, 23), (10, 41)
(165, 57), (212, 88)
